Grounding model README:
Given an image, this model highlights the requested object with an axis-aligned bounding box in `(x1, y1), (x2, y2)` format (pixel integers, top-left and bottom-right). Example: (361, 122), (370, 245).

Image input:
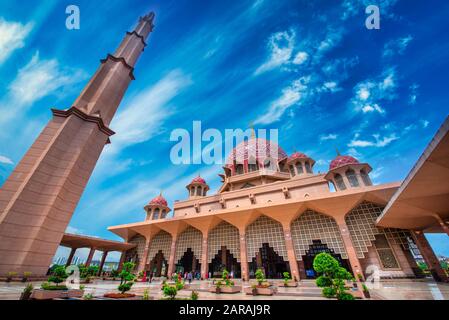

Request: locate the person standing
(187, 271), (193, 284)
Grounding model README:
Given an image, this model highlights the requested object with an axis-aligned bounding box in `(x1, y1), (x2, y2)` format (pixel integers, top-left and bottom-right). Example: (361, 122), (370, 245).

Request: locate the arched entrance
(176, 248), (200, 274)
(249, 243), (289, 279)
(302, 240), (352, 278)
(148, 250), (168, 277)
(209, 246), (241, 278)
(246, 215), (290, 279)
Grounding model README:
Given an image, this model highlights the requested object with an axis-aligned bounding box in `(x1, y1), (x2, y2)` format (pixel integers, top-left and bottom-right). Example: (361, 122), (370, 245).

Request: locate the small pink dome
(288, 151), (308, 162)
(149, 194), (168, 207)
(329, 155), (359, 170)
(226, 138), (287, 165)
(191, 176), (206, 184)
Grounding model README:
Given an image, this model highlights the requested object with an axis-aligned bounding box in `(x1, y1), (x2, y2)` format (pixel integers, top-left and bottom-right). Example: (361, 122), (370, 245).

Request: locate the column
(117, 251), (126, 272)
(138, 238), (151, 272)
(283, 227), (300, 281)
(167, 235), (177, 277)
(239, 230), (249, 281)
(65, 247), (77, 267)
(98, 251), (108, 276)
(413, 231), (448, 282)
(337, 222), (364, 280)
(85, 247), (96, 267)
(201, 235), (208, 279)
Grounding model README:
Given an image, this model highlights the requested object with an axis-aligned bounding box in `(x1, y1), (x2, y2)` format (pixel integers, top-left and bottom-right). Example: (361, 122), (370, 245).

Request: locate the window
(153, 208), (160, 220)
(161, 209), (166, 218)
(295, 162), (304, 174)
(263, 158), (276, 171)
(374, 234), (399, 269)
(202, 188), (207, 196)
(196, 187), (202, 196)
(235, 164), (244, 175)
(248, 157), (258, 172)
(305, 161), (312, 174)
(289, 165), (295, 176)
(346, 169), (359, 187)
(190, 188), (195, 196)
(360, 169), (372, 186)
(334, 174), (346, 190)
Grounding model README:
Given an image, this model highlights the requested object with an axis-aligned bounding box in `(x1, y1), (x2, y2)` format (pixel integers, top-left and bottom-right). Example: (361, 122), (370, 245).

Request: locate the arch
(289, 164), (295, 176)
(334, 173), (346, 190)
(304, 161), (312, 173)
(291, 209), (347, 260)
(148, 230), (172, 264)
(196, 186), (202, 196)
(127, 234), (146, 269)
(174, 226), (203, 264)
(295, 162), (304, 174)
(235, 163), (244, 175)
(153, 208), (160, 220)
(208, 221), (240, 263)
(346, 168), (359, 187)
(245, 215), (288, 263)
(263, 158), (276, 171)
(248, 156), (258, 172)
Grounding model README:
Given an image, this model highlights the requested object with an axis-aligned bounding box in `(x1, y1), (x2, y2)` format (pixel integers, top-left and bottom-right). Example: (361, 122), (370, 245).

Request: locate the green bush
(163, 285), (178, 300)
(313, 253), (354, 300)
(118, 262), (136, 294)
(83, 293), (93, 300)
(48, 265), (68, 286)
(191, 291), (199, 300)
(143, 288), (150, 300)
(41, 282), (68, 290)
(283, 271), (291, 285)
(255, 269), (265, 285)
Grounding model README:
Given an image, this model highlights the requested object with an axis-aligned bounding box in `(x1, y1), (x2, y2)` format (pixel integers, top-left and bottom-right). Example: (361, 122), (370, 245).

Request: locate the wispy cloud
(254, 76), (308, 125)
(109, 69), (192, 153)
(383, 35), (413, 58)
(254, 29), (296, 75)
(320, 133), (337, 141)
(408, 83), (419, 105)
(351, 68), (397, 115)
(0, 18), (33, 64)
(348, 133), (399, 148)
(0, 155), (14, 165)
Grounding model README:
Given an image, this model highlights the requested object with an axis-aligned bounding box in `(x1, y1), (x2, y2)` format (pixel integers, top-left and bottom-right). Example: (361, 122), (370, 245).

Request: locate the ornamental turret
(144, 193), (171, 220)
(285, 151), (315, 177)
(187, 175), (209, 199)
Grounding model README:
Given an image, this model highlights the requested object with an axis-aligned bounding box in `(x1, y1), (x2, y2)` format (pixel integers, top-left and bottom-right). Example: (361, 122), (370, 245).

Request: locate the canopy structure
(60, 233), (136, 252)
(377, 116), (449, 232)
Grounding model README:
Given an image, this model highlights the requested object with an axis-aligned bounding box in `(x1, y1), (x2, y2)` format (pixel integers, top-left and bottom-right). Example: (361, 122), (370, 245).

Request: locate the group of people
(171, 271), (202, 283)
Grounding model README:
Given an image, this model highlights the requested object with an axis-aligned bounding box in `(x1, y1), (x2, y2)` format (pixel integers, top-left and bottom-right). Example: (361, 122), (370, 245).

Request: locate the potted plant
(6, 271), (17, 282)
(22, 272), (32, 282)
(215, 280), (222, 294)
(245, 269), (275, 295)
(104, 262), (137, 299)
(20, 284), (33, 300)
(32, 266), (83, 299)
(281, 271), (297, 287)
(251, 284), (257, 296)
(209, 269), (241, 294)
(362, 284), (371, 298)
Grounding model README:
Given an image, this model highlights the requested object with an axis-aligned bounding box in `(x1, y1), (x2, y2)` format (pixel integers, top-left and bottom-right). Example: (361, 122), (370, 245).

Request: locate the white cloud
(421, 119), (429, 128)
(315, 159), (329, 166)
(351, 68), (397, 114)
(0, 155), (14, 165)
(348, 133), (399, 148)
(320, 134), (337, 141)
(370, 166), (384, 180)
(65, 226), (85, 235)
(347, 148), (361, 158)
(408, 83), (419, 105)
(254, 77), (308, 125)
(109, 69), (192, 152)
(383, 35), (413, 57)
(292, 51), (308, 65)
(0, 19), (33, 64)
(320, 81), (341, 93)
(254, 29), (296, 75)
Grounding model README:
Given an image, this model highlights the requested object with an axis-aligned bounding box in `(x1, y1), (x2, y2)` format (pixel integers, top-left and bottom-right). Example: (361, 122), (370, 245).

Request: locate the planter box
(208, 286), (241, 294)
(31, 289), (84, 300)
(244, 286), (276, 296)
(279, 280), (298, 287)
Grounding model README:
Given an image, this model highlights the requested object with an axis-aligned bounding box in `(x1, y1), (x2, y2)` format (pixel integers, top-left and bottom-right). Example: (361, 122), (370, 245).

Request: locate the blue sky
(0, 0), (448, 261)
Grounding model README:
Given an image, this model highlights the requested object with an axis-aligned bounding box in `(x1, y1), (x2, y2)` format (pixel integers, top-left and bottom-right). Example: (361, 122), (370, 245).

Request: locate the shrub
(142, 288), (150, 300)
(110, 269), (119, 279)
(283, 271), (291, 285)
(83, 293), (93, 300)
(118, 262), (136, 294)
(215, 280), (223, 288)
(191, 291), (199, 300)
(163, 285), (178, 300)
(255, 269), (266, 286)
(41, 282), (68, 290)
(80, 285), (85, 291)
(23, 272), (32, 279)
(313, 252), (354, 300)
(48, 265), (68, 286)
(23, 283), (33, 294)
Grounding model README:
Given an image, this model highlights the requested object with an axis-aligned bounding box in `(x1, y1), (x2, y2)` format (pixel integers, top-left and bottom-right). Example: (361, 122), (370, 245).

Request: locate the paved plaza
(1, 278), (448, 300)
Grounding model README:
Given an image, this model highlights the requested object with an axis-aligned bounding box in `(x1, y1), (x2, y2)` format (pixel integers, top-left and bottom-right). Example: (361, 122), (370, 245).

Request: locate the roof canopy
(60, 233), (136, 252)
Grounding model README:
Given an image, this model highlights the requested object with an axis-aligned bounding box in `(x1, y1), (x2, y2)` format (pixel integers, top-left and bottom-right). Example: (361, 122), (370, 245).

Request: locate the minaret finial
(249, 121), (256, 138)
(336, 148), (341, 156)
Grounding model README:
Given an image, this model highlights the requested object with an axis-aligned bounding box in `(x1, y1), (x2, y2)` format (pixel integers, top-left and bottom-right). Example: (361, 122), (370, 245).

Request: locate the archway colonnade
(124, 200), (444, 283)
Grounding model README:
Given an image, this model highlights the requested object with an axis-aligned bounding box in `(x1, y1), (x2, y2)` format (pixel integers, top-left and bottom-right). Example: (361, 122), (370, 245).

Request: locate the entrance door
(302, 240), (352, 278)
(249, 243), (289, 279)
(149, 250), (167, 277)
(176, 248), (200, 273)
(209, 246), (241, 278)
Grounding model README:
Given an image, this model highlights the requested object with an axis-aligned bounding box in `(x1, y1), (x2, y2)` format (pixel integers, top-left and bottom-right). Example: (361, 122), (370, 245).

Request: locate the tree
(283, 271), (291, 285)
(48, 265), (68, 286)
(313, 252), (354, 300)
(255, 269), (266, 286)
(118, 262), (136, 294)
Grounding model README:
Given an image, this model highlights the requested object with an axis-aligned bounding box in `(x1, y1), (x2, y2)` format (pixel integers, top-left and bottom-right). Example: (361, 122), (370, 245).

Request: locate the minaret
(0, 13), (155, 276)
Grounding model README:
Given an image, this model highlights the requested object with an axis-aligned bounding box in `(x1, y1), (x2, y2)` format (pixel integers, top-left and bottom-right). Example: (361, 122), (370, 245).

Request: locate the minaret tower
(0, 13), (155, 276)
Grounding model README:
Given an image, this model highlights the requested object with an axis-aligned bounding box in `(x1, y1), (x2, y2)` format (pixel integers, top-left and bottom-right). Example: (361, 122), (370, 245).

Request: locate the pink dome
(287, 151), (308, 162)
(329, 155), (359, 170)
(226, 138), (287, 165)
(149, 194), (168, 207)
(191, 176), (206, 184)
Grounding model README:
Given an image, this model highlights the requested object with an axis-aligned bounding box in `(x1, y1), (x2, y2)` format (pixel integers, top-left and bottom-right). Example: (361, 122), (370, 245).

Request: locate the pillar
(283, 227), (300, 281)
(167, 235), (177, 277)
(337, 222), (363, 279)
(138, 238), (151, 273)
(85, 247), (96, 267)
(65, 247), (77, 267)
(117, 251), (126, 272)
(239, 230), (249, 281)
(413, 231), (448, 282)
(201, 235), (208, 279)
(98, 251), (108, 276)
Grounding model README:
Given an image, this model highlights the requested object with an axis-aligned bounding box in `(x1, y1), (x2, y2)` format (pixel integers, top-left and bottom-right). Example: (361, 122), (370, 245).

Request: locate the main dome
(226, 138), (288, 165)
(287, 151), (309, 162)
(329, 155), (359, 170)
(190, 176), (206, 184)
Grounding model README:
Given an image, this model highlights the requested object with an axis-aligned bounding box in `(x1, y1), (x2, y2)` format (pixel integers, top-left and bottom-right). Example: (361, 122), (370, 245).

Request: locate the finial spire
(249, 121), (256, 138)
(336, 148), (341, 156)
